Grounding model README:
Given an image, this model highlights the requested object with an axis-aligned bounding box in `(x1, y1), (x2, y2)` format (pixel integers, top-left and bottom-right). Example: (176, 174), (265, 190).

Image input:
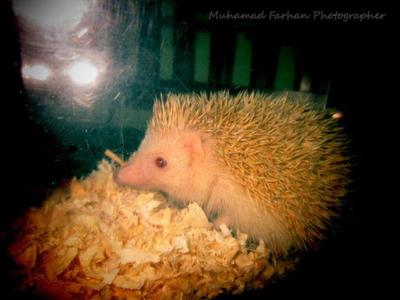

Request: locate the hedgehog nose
(114, 166), (132, 186)
(115, 161), (145, 187)
(113, 169), (122, 184)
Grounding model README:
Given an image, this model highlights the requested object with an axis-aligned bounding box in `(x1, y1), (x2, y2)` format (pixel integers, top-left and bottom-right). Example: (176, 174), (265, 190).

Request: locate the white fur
(206, 172), (293, 254)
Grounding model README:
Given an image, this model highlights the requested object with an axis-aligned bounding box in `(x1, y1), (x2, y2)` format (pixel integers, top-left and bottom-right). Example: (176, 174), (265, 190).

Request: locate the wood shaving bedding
(9, 158), (297, 299)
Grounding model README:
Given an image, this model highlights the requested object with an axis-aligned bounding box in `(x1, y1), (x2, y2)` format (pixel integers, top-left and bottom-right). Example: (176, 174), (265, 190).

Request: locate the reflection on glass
(22, 64), (50, 81)
(13, 0), (90, 29)
(66, 60), (99, 86)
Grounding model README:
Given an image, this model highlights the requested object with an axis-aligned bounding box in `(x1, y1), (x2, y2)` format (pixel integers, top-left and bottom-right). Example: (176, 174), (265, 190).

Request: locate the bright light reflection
(76, 27), (89, 38)
(13, 0), (90, 28)
(22, 64), (50, 81)
(66, 60), (99, 85)
(332, 112), (344, 120)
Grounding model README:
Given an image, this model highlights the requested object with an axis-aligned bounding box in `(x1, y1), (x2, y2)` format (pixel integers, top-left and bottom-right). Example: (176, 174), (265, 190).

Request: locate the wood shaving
(9, 160), (298, 299)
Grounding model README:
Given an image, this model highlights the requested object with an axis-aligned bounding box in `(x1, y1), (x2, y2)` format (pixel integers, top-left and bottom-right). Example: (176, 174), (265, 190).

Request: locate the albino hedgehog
(116, 92), (350, 254)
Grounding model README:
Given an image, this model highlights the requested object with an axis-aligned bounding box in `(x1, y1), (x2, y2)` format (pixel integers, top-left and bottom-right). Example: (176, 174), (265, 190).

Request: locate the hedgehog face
(117, 129), (210, 205)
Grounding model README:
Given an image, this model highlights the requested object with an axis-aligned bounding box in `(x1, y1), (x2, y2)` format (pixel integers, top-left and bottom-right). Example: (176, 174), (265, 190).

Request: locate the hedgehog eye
(155, 157), (167, 168)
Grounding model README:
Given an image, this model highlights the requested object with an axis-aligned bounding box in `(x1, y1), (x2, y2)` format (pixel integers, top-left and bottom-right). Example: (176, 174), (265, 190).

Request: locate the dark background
(1, 0), (394, 299)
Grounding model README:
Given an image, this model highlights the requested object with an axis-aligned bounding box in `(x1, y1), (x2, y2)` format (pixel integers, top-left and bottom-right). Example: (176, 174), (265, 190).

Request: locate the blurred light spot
(66, 60), (98, 85)
(113, 92), (121, 100)
(13, 0), (90, 29)
(76, 27), (88, 38)
(332, 111), (344, 119)
(299, 73), (312, 92)
(22, 64), (50, 81)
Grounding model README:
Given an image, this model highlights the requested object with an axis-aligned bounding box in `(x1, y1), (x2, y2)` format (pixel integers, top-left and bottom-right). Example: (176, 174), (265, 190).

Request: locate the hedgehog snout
(115, 161), (146, 188)
(114, 165), (133, 186)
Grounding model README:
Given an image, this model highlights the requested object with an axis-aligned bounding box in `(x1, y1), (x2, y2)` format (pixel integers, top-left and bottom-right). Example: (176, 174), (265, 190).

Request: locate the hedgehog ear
(182, 131), (205, 162)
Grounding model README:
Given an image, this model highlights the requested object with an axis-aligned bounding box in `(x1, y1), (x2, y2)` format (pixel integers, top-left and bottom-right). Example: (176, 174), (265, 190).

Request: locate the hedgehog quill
(116, 92), (350, 254)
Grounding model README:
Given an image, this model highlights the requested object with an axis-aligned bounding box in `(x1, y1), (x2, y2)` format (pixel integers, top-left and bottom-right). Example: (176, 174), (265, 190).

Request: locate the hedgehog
(116, 91), (350, 254)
